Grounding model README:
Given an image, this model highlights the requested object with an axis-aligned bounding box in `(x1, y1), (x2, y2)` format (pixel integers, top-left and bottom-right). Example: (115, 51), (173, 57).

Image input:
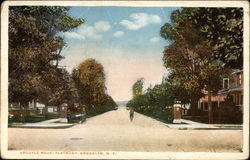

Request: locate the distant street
(8, 108), (242, 152)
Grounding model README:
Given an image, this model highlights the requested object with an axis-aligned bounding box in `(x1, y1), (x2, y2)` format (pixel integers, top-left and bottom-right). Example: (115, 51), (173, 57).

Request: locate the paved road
(8, 108), (242, 152)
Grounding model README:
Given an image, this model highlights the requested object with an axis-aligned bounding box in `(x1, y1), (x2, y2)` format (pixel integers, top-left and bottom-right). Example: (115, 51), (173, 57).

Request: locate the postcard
(1, 0), (249, 159)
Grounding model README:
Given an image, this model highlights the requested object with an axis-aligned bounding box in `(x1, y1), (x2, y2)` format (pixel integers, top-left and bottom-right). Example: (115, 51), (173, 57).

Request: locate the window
(238, 74), (242, 85)
(240, 95), (243, 105)
(223, 78), (229, 89)
(212, 102), (218, 109)
(235, 94), (243, 106)
(54, 107), (58, 112)
(203, 103), (208, 111)
(198, 102), (201, 109)
(200, 102), (203, 110)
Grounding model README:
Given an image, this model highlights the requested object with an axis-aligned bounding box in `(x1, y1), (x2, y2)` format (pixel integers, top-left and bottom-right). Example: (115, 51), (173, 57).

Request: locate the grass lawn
(9, 113), (59, 123)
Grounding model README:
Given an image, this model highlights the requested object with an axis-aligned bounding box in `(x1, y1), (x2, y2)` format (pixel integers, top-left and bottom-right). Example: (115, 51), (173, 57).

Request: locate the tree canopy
(127, 78), (174, 123)
(9, 6), (84, 105)
(72, 58), (107, 110)
(160, 7), (239, 123)
(132, 78), (144, 98)
(161, 7), (243, 69)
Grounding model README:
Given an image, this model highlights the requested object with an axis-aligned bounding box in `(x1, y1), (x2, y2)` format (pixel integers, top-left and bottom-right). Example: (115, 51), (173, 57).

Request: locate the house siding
(187, 70), (244, 123)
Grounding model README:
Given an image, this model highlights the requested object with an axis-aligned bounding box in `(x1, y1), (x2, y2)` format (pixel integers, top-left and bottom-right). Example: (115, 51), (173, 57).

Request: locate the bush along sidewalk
(9, 112), (59, 124)
(134, 105), (173, 124)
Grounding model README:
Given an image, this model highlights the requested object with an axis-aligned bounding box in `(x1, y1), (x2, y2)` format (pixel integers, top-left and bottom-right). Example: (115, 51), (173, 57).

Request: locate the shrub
(86, 95), (117, 117)
(217, 96), (243, 124)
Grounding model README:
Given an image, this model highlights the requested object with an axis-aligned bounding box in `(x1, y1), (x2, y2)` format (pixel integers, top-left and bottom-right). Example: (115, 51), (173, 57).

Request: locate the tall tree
(160, 8), (236, 123)
(161, 7), (243, 69)
(72, 59), (107, 111)
(9, 6), (84, 109)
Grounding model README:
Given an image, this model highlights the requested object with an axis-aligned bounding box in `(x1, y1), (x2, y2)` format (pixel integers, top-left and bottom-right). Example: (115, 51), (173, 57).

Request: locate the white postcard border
(1, 1), (249, 159)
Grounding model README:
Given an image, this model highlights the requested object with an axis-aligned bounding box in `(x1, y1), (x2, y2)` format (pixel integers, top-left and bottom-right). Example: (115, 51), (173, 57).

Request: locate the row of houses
(9, 101), (58, 114)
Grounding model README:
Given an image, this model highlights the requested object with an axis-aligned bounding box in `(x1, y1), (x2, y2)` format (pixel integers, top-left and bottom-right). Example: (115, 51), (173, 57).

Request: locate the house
(9, 100), (59, 115)
(198, 69), (243, 112)
(218, 70), (243, 111)
(194, 69), (243, 123)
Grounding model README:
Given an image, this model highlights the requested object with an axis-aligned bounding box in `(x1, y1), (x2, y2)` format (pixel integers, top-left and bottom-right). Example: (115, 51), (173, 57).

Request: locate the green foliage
(57, 15), (84, 32)
(132, 78), (144, 98)
(9, 112), (58, 123)
(167, 75), (203, 104)
(161, 7), (243, 69)
(87, 95), (118, 117)
(37, 68), (74, 106)
(145, 83), (174, 107)
(9, 6), (84, 106)
(217, 96), (242, 124)
(72, 58), (117, 116)
(72, 59), (107, 110)
(160, 8), (234, 122)
(127, 80), (174, 123)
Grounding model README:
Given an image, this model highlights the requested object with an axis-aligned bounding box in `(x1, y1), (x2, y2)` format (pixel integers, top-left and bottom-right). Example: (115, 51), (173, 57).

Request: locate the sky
(59, 6), (180, 101)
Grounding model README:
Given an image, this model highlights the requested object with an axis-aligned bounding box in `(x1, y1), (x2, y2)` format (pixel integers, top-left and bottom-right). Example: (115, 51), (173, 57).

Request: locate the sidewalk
(166, 119), (243, 130)
(135, 112), (242, 130)
(9, 118), (75, 129)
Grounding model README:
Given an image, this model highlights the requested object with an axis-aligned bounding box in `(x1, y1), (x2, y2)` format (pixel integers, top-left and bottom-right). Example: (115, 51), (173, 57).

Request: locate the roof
(229, 86), (243, 92)
(231, 69), (243, 74)
(218, 86), (243, 94)
(218, 89), (230, 94)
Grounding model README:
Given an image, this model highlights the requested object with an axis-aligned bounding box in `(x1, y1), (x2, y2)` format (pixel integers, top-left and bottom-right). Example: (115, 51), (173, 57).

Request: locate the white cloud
(120, 12), (161, 30)
(94, 21), (111, 32)
(78, 25), (103, 40)
(64, 21), (111, 40)
(64, 32), (85, 40)
(113, 31), (124, 38)
(150, 37), (160, 43)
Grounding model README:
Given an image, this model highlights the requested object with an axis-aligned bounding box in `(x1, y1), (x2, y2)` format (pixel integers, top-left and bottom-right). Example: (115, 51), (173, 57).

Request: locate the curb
(168, 126), (243, 130)
(175, 127), (243, 130)
(8, 124), (75, 129)
(135, 112), (243, 130)
(134, 111), (171, 128)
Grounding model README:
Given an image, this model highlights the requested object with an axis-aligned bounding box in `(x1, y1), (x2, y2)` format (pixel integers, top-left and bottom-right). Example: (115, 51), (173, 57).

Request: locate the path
(8, 108), (242, 152)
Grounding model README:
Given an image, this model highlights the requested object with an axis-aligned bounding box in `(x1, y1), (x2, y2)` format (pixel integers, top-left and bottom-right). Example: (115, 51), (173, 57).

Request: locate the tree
(163, 43), (228, 123)
(160, 8), (236, 123)
(132, 78), (144, 98)
(9, 6), (84, 112)
(161, 8), (243, 69)
(167, 74), (203, 115)
(127, 79), (174, 123)
(145, 83), (174, 108)
(72, 59), (107, 112)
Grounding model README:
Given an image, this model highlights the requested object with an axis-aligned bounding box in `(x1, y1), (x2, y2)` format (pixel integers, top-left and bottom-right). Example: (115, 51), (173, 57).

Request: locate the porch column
(217, 95), (220, 108)
(59, 103), (68, 123)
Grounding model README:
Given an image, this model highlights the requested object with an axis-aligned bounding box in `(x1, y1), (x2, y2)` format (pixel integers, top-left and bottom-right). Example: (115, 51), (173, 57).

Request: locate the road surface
(8, 107), (242, 152)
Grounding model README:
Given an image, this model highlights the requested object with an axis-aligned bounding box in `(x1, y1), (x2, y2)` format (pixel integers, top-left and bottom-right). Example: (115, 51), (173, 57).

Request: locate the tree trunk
(44, 104), (48, 119)
(189, 99), (198, 116)
(20, 103), (25, 123)
(24, 103), (28, 122)
(208, 88), (213, 124)
(218, 95), (222, 123)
